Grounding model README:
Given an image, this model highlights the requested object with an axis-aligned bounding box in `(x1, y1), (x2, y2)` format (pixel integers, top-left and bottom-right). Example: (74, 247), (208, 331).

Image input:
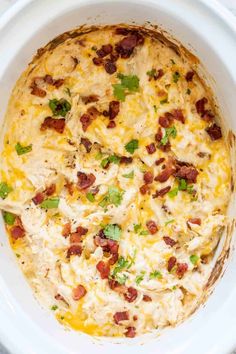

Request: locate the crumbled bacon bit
(55, 293), (65, 301)
(115, 32), (144, 58)
(40, 117), (65, 134)
(172, 109), (185, 124)
(143, 171), (153, 184)
(108, 279), (127, 294)
(163, 236), (177, 247)
(62, 223), (71, 237)
(31, 86), (46, 97)
(206, 123), (222, 140)
(187, 218), (201, 225)
(195, 97), (208, 115)
(96, 44), (113, 58)
(87, 106), (99, 118)
(155, 164), (176, 183)
(113, 311), (129, 324)
(45, 184), (56, 196)
(140, 184), (150, 195)
(159, 113), (173, 128)
(53, 78), (65, 88)
(44, 74), (54, 84)
(146, 143), (156, 154)
(96, 260), (110, 279)
(80, 114), (92, 132)
(154, 69), (164, 80)
(70, 233), (82, 244)
(124, 287), (138, 303)
(67, 245), (82, 258)
(152, 186), (171, 198)
(10, 225), (25, 240)
(185, 71), (194, 82)
(143, 295), (152, 302)
(125, 326), (136, 338)
(155, 157), (165, 166)
(146, 220), (158, 234)
(120, 156), (133, 164)
(81, 95), (99, 105)
(115, 27), (130, 35)
(133, 315), (138, 321)
(92, 57), (103, 66)
(176, 263), (188, 278)
(32, 192), (44, 205)
(77, 172), (96, 190)
(81, 137), (92, 153)
(104, 60), (117, 74)
(72, 284), (87, 300)
(167, 256), (177, 272)
(64, 179), (74, 195)
(107, 121), (116, 129)
(76, 226), (88, 236)
(174, 165), (198, 183)
(109, 101), (120, 119)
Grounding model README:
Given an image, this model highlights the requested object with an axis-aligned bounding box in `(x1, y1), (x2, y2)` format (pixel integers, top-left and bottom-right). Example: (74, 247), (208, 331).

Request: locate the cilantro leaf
(122, 171), (134, 179)
(160, 126), (177, 146)
(168, 188), (179, 198)
(134, 224), (141, 233)
(103, 224), (122, 241)
(86, 192), (95, 202)
(100, 157), (110, 169)
(113, 74), (139, 101)
(115, 274), (128, 285)
(139, 230), (149, 235)
(173, 71), (180, 83)
(135, 271), (146, 285)
(190, 254), (199, 265)
(3, 211), (16, 225)
(150, 270), (162, 279)
(0, 182), (13, 199)
(178, 178), (187, 190)
(99, 186), (124, 208)
(40, 197), (60, 209)
(125, 139), (139, 154)
(51, 305), (58, 311)
(112, 256), (130, 276)
(147, 69), (156, 78)
(15, 142), (32, 155)
(113, 84), (126, 101)
(49, 98), (71, 117)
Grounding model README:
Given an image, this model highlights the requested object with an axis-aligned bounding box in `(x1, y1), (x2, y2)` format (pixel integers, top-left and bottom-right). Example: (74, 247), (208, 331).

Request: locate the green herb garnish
(49, 98), (71, 117)
(125, 139), (139, 154)
(173, 71), (180, 83)
(190, 254), (199, 265)
(99, 186), (124, 208)
(40, 197), (60, 209)
(51, 305), (58, 311)
(86, 192), (95, 202)
(134, 223), (141, 233)
(101, 155), (120, 169)
(164, 219), (175, 226)
(150, 270), (162, 279)
(160, 126), (177, 146)
(113, 74), (139, 101)
(115, 274), (128, 285)
(3, 211), (16, 225)
(122, 171), (134, 179)
(103, 224), (122, 241)
(147, 68), (156, 78)
(0, 182), (13, 199)
(135, 271), (146, 285)
(139, 230), (149, 235)
(15, 142), (32, 155)
(168, 179), (194, 198)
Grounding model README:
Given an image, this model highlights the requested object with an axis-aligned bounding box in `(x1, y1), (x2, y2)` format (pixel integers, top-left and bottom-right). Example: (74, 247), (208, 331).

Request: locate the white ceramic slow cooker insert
(0, 1), (235, 353)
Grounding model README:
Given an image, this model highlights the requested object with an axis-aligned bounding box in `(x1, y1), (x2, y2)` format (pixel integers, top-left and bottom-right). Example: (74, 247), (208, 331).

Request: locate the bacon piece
(185, 71), (194, 82)
(143, 295), (152, 302)
(107, 121), (116, 129)
(146, 220), (158, 234)
(108, 279), (127, 294)
(187, 218), (201, 226)
(206, 123), (222, 140)
(64, 179), (74, 195)
(146, 143), (156, 154)
(81, 95), (99, 105)
(80, 114), (92, 132)
(96, 44), (113, 58)
(167, 256), (177, 272)
(155, 157), (165, 166)
(32, 192), (44, 205)
(92, 57), (103, 66)
(195, 97), (208, 115)
(45, 184), (56, 196)
(62, 222), (71, 237)
(155, 127), (171, 152)
(31, 86), (46, 97)
(76, 226), (88, 236)
(87, 106), (99, 118)
(77, 172), (96, 190)
(143, 171), (153, 184)
(109, 101), (120, 120)
(176, 263), (188, 278)
(80, 137), (92, 153)
(172, 109), (185, 124)
(44, 74), (54, 84)
(115, 32), (144, 58)
(201, 110), (214, 122)
(163, 236), (177, 247)
(104, 60), (117, 74)
(155, 164), (176, 183)
(67, 245), (82, 258)
(125, 327), (136, 338)
(120, 156), (133, 164)
(140, 184), (150, 195)
(55, 293), (65, 301)
(72, 284), (87, 300)
(113, 311), (129, 324)
(154, 69), (164, 80)
(124, 287), (138, 303)
(175, 165), (198, 183)
(115, 27), (130, 35)
(10, 225), (25, 240)
(96, 260), (110, 279)
(41, 117), (65, 134)
(159, 113), (173, 128)
(152, 186), (171, 198)
(53, 78), (65, 88)
(133, 315), (138, 321)
(70, 233), (82, 244)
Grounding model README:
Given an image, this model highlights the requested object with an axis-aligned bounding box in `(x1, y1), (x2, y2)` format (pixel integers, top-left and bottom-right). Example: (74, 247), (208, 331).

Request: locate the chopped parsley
(86, 192), (95, 202)
(95, 151), (104, 160)
(150, 270), (162, 279)
(135, 271), (146, 285)
(134, 223), (142, 233)
(49, 98), (71, 117)
(190, 254), (199, 265)
(160, 126), (177, 146)
(99, 186), (124, 208)
(168, 179), (194, 198)
(164, 219), (175, 226)
(173, 71), (180, 83)
(51, 305), (58, 311)
(111, 252), (136, 280)
(113, 73), (139, 101)
(103, 224), (121, 241)
(15, 142), (32, 155)
(146, 68), (156, 77)
(101, 155), (120, 168)
(122, 170), (134, 179)
(125, 139), (139, 154)
(3, 211), (16, 225)
(133, 223), (149, 236)
(0, 182), (13, 199)
(40, 197), (60, 209)
(139, 230), (149, 235)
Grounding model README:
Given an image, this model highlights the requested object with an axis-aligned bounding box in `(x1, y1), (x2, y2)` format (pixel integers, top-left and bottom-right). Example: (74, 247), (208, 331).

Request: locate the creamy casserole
(0, 26), (231, 337)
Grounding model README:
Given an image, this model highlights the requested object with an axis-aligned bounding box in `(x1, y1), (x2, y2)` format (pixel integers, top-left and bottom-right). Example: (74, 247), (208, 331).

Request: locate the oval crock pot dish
(0, 25), (231, 338)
